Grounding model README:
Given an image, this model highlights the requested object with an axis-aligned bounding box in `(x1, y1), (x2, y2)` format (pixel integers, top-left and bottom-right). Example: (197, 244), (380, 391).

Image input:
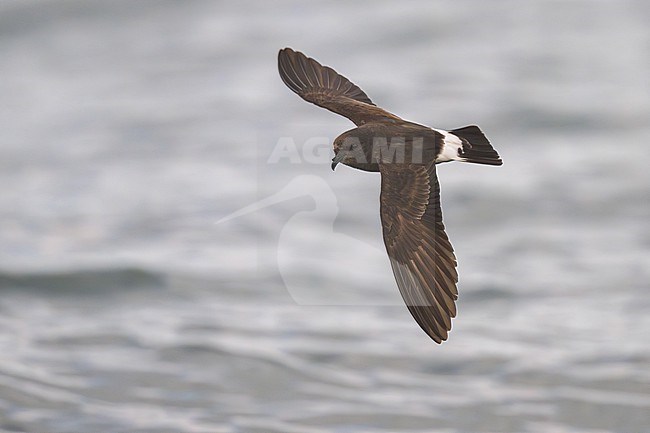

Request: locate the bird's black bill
(331, 152), (346, 171)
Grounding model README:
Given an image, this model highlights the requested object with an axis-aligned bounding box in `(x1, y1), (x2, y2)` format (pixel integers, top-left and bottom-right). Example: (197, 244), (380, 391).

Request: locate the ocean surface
(1, 1), (649, 432)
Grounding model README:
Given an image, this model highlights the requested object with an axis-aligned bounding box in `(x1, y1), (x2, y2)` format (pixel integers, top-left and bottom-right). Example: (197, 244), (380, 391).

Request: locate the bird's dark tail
(452, 125), (503, 166)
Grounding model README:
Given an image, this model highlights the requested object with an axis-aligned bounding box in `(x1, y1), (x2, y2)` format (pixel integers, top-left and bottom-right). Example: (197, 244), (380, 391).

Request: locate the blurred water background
(1, 1), (649, 432)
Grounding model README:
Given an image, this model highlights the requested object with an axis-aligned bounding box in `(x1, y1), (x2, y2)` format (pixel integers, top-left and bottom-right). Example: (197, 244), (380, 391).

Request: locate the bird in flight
(277, 48), (502, 343)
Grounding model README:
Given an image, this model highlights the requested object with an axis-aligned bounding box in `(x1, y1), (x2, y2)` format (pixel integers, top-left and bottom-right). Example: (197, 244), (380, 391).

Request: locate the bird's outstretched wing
(379, 162), (458, 343)
(278, 48), (401, 126)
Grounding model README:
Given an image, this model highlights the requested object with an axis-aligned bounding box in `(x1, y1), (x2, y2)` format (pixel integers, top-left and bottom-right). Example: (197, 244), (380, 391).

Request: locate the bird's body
(278, 48), (502, 343)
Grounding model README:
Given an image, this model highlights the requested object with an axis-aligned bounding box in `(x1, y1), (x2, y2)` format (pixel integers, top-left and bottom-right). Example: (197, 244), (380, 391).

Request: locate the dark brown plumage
(278, 47), (502, 343)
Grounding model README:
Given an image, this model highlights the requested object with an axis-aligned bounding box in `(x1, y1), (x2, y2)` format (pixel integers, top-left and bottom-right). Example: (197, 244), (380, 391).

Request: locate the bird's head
(331, 129), (380, 172)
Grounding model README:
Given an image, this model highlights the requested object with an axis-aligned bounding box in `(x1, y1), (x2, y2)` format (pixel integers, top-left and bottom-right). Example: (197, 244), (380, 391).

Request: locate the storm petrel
(278, 48), (502, 343)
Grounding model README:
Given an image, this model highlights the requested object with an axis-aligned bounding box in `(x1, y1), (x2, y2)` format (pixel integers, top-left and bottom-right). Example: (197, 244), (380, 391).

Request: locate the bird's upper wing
(379, 161), (458, 343)
(278, 48), (402, 126)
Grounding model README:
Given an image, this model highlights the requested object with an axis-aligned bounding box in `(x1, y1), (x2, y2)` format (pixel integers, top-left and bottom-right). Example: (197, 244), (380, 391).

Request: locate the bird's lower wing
(278, 48), (401, 126)
(379, 162), (458, 343)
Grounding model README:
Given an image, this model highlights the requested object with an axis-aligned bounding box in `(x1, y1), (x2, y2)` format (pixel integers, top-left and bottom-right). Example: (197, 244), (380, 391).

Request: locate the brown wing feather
(278, 48), (402, 126)
(379, 162), (458, 343)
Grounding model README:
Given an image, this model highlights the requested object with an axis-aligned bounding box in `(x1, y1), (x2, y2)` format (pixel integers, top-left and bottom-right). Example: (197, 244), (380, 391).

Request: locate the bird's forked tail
(452, 125), (503, 166)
